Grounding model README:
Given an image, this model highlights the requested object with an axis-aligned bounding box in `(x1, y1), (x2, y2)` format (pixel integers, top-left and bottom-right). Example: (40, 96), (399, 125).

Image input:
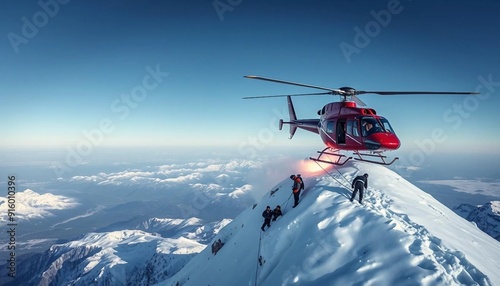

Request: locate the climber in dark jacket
(272, 205), (282, 221)
(350, 173), (368, 203)
(261, 206), (273, 231)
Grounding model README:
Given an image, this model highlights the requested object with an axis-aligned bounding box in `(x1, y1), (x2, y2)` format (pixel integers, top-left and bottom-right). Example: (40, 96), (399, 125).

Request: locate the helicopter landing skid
(309, 148), (352, 166)
(352, 151), (399, 165)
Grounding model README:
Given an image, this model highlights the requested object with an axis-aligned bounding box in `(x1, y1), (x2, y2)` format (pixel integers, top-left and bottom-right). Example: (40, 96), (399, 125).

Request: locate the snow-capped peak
(11, 229), (205, 286)
(160, 161), (500, 286)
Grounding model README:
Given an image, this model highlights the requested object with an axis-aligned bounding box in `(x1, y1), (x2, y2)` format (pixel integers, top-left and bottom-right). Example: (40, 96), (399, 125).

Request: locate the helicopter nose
(369, 133), (400, 150)
(383, 140), (400, 150)
(381, 134), (401, 150)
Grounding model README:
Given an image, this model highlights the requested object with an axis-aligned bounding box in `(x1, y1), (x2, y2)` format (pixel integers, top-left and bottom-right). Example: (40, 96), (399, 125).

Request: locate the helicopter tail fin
(287, 96), (298, 139)
(279, 96), (320, 139)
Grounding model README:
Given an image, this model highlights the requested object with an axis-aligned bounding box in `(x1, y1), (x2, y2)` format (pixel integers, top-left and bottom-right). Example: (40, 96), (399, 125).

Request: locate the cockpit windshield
(379, 117), (396, 134)
(361, 117), (394, 136)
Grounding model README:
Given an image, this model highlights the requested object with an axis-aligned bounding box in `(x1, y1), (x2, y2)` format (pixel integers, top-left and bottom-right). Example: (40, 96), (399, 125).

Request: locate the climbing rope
(253, 189), (293, 285)
(282, 193), (292, 210)
(253, 179), (304, 285)
(332, 164), (352, 187)
(313, 160), (352, 191)
(269, 186), (293, 210)
(254, 229), (263, 286)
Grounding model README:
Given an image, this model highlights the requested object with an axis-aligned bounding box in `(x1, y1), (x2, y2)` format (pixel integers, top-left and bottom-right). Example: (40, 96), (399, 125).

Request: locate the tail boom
(282, 96), (319, 139)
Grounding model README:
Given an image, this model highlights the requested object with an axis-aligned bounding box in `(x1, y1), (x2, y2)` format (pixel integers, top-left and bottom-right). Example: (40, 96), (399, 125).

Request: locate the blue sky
(1, 0), (500, 158)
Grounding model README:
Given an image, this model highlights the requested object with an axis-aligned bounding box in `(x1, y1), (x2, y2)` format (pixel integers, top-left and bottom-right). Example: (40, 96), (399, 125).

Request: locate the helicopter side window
(347, 120), (359, 137)
(326, 121), (335, 133)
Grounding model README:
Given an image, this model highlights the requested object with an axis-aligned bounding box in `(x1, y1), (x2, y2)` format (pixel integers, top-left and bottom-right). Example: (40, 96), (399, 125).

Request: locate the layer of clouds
(419, 179), (500, 198)
(71, 158), (255, 182)
(0, 189), (78, 221)
(54, 158), (277, 220)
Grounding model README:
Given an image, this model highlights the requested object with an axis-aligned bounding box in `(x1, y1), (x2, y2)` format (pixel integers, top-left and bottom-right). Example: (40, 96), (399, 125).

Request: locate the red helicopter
(243, 75), (478, 165)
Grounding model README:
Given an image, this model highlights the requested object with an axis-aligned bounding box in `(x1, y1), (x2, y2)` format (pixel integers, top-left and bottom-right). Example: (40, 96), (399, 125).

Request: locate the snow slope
(160, 161), (500, 286)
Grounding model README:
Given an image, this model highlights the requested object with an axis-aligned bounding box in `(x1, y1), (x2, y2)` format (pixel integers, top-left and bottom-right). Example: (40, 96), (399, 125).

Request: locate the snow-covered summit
(161, 161), (500, 286)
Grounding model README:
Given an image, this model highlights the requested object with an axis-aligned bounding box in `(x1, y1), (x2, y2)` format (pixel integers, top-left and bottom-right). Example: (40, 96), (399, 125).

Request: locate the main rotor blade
(358, 91), (479, 95)
(244, 75), (340, 93)
(352, 95), (366, 106)
(242, 92), (331, 99)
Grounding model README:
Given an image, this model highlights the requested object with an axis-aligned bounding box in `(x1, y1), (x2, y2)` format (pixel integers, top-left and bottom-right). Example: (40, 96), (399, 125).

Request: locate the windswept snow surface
(161, 161), (500, 286)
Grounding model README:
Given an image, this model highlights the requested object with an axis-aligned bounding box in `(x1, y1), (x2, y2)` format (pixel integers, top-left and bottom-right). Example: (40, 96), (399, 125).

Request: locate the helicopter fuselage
(316, 101), (401, 152)
(244, 75), (477, 165)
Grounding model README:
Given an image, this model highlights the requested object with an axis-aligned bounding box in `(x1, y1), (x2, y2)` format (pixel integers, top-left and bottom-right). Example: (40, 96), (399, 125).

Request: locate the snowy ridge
(8, 230), (204, 286)
(138, 217), (204, 233)
(137, 217), (232, 243)
(455, 201), (500, 241)
(160, 162), (500, 286)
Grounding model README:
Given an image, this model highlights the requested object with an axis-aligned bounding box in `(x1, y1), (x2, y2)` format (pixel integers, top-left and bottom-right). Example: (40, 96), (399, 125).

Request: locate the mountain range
(2, 161), (499, 285)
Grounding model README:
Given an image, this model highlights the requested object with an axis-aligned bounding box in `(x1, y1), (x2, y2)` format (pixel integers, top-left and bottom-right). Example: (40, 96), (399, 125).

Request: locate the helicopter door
(321, 120), (336, 144)
(346, 119), (362, 146)
(337, 120), (346, 144)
